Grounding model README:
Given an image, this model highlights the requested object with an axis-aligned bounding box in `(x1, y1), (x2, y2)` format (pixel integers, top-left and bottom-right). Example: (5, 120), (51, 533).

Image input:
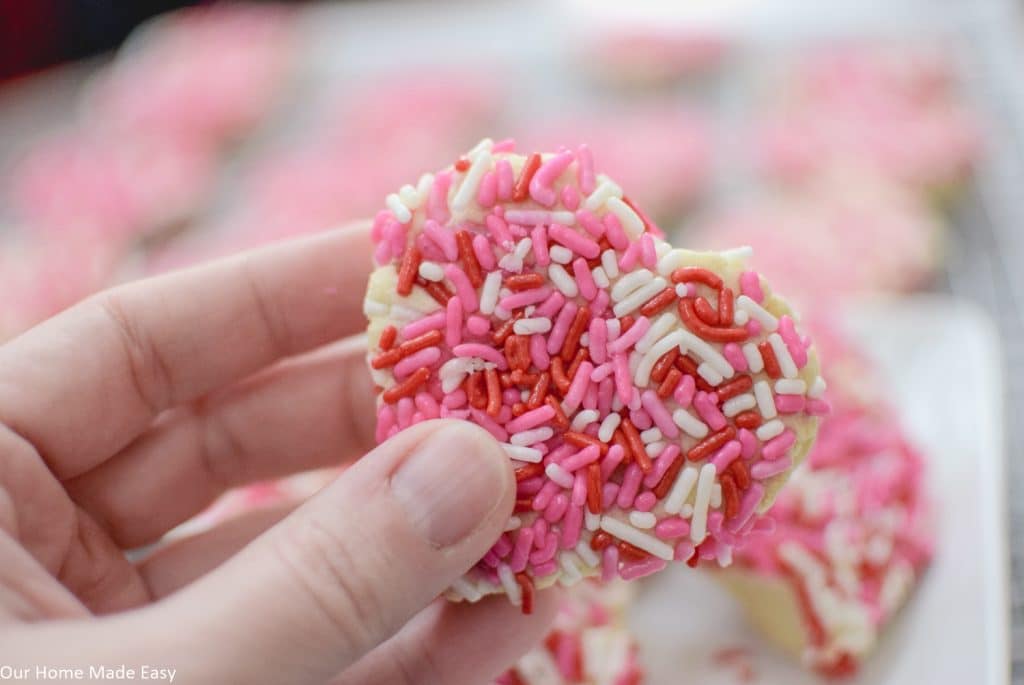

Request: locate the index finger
(0, 222), (373, 480)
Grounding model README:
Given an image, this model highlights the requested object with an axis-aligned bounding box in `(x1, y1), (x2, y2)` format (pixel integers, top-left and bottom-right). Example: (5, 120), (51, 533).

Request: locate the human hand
(0, 224), (556, 684)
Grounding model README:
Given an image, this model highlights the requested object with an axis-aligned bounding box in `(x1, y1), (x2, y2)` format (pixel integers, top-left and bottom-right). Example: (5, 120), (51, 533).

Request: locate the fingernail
(391, 422), (509, 547)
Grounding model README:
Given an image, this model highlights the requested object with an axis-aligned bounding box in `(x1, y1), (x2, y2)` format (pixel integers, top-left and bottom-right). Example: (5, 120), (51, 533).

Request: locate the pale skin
(0, 223), (556, 684)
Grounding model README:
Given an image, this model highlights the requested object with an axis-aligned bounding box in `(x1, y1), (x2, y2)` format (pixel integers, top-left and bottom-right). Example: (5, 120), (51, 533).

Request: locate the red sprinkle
(620, 315), (636, 333)
(719, 287), (734, 325)
(565, 431), (610, 455)
(514, 572), (535, 615)
(586, 462), (603, 514)
(652, 449), (686, 498)
(396, 245), (422, 297)
(381, 367), (430, 403)
(416, 276), (452, 305)
(617, 540), (651, 561)
(730, 460), (751, 489)
(454, 156), (471, 172)
(566, 348), (589, 380)
(545, 396), (570, 430)
(485, 368), (502, 417)
(639, 287), (677, 317)
(378, 325), (397, 351)
(675, 354), (715, 392)
(371, 329), (443, 369)
(550, 357), (571, 394)
(491, 312), (523, 346)
(590, 531), (613, 551)
(688, 426), (737, 462)
(721, 473), (740, 519)
(670, 267), (723, 289)
(561, 307), (591, 361)
(759, 340), (783, 378)
(679, 299), (748, 343)
(456, 231), (484, 288)
(466, 371), (488, 410)
(515, 498), (535, 513)
(657, 367), (683, 400)
(505, 273), (545, 291)
(716, 375), (753, 402)
(650, 348), (680, 383)
(620, 418), (652, 473)
(694, 296), (720, 326)
(526, 372), (551, 409)
(734, 410), (762, 429)
(512, 153), (542, 202)
(515, 463), (545, 481)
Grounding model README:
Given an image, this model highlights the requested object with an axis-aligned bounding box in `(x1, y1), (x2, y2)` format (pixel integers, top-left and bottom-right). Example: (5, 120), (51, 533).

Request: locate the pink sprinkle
(529, 334), (550, 370)
(500, 286), (552, 312)
(502, 388), (519, 405)
(536, 290), (565, 319)
(561, 445), (601, 472)
(710, 440), (743, 472)
(577, 144), (596, 194)
(533, 518), (548, 548)
(727, 484), (765, 533)
(505, 405), (556, 434)
(415, 232), (444, 262)
(750, 456), (792, 480)
(778, 315), (809, 367)
(453, 343), (507, 368)
(641, 390), (680, 439)
(371, 210), (390, 241)
(589, 289), (610, 316)
(549, 223), (600, 259)
(477, 171), (497, 208)
(485, 213), (514, 248)
(618, 239), (641, 271)
(469, 408), (509, 442)
(588, 317), (608, 363)
(746, 319), (762, 337)
(613, 353), (633, 405)
(373, 240), (392, 266)
(560, 504), (583, 549)
(597, 377), (614, 415)
(471, 233), (496, 271)
(384, 219), (406, 259)
(643, 444), (680, 487)
(601, 482), (620, 509)
(423, 219), (457, 260)
(571, 471), (588, 506)
(603, 212), (629, 250)
(492, 138), (516, 153)
(530, 535), (558, 566)
(414, 393), (440, 419)
(466, 315), (490, 336)
(509, 527), (535, 572)
(656, 517), (690, 539)
(443, 264), (478, 312)
(634, 491), (657, 512)
(694, 391), (727, 431)
(427, 172), (452, 224)
(493, 533), (513, 557)
(590, 362), (615, 383)
(807, 398), (831, 416)
(601, 546), (620, 582)
(775, 395), (806, 414)
(530, 151), (574, 207)
(601, 444), (626, 481)
(495, 159), (514, 200)
(394, 347), (441, 379)
(617, 464), (643, 508)
(568, 258), (595, 301)
(607, 315), (651, 355)
(674, 374), (696, 407)
(620, 557), (667, 581)
(640, 234), (657, 269)
(738, 428), (758, 459)
(441, 389), (467, 408)
(445, 296), (463, 348)
(547, 301), (578, 355)
(505, 210), (567, 225)
(762, 429), (796, 460)
(481, 550), (500, 568)
(739, 270), (764, 302)
(395, 400), (415, 427)
(400, 310), (446, 339)
(517, 477), (544, 497)
(564, 361), (594, 411)
(376, 405), (396, 443)
(723, 343), (748, 372)
(544, 493), (570, 524)
(440, 407), (470, 420)
(629, 408), (652, 431)
(575, 209), (604, 238)
(532, 480), (561, 511)
(561, 184), (580, 211)
(530, 225), (550, 266)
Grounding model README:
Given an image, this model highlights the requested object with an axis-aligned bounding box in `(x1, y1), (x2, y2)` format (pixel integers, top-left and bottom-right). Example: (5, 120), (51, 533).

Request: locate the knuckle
(94, 292), (173, 413)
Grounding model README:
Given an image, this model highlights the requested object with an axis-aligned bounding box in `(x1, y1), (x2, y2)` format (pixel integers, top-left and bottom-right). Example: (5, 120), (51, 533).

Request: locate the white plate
(627, 296), (1010, 684)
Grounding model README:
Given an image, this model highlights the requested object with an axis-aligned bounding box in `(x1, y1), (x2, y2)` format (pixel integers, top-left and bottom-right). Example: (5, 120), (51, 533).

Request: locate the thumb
(163, 419), (514, 684)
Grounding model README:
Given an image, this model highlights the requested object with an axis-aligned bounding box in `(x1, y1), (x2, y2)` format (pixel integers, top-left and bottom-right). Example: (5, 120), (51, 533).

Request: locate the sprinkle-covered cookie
(364, 139), (828, 606)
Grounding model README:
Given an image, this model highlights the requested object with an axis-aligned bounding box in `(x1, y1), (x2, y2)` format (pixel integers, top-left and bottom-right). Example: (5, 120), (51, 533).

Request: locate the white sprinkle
(736, 295), (779, 332)
(721, 245), (755, 261)
(592, 266), (610, 289)
(654, 240), (671, 258)
(605, 318), (621, 339)
(514, 317), (553, 335)
(610, 269), (654, 302)
(754, 380), (777, 419)
(606, 196), (644, 238)
(514, 237), (533, 260)
(597, 413), (622, 442)
(655, 248), (683, 276)
(634, 330), (685, 387)
(498, 253), (523, 273)
(733, 309), (750, 325)
(468, 137), (494, 156)
(505, 516), (522, 531)
(722, 393), (757, 417)
(634, 312), (676, 354)
(680, 504), (694, 518)
(575, 540), (601, 568)
(640, 427), (662, 444)
(363, 299), (388, 318)
(613, 277), (668, 318)
(451, 150), (492, 211)
(585, 509), (602, 531)
(769, 333), (799, 378)
(697, 362), (724, 386)
(398, 183), (420, 209)
(548, 263), (579, 297)
(385, 193), (412, 224)
(756, 419), (785, 441)
(742, 343), (764, 373)
(494, 306), (511, 320)
(808, 376), (827, 399)
(500, 443), (543, 463)
(599, 517), (674, 561)
(601, 249), (620, 278)
(677, 329), (735, 379)
(558, 552), (584, 585)
(511, 427), (554, 446)
(479, 271), (502, 315)
(690, 463), (717, 543)
(710, 484), (722, 508)
(673, 408), (709, 439)
(546, 463), (575, 488)
(450, 577), (482, 602)
(646, 441), (666, 457)
(570, 409), (601, 432)
(580, 332), (590, 347)
(583, 177), (623, 211)
(418, 261), (444, 281)
(415, 173), (435, 203)
(665, 465), (700, 514)
(498, 564), (521, 605)
(440, 358), (475, 393)
(775, 378), (807, 395)
(629, 511), (657, 529)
